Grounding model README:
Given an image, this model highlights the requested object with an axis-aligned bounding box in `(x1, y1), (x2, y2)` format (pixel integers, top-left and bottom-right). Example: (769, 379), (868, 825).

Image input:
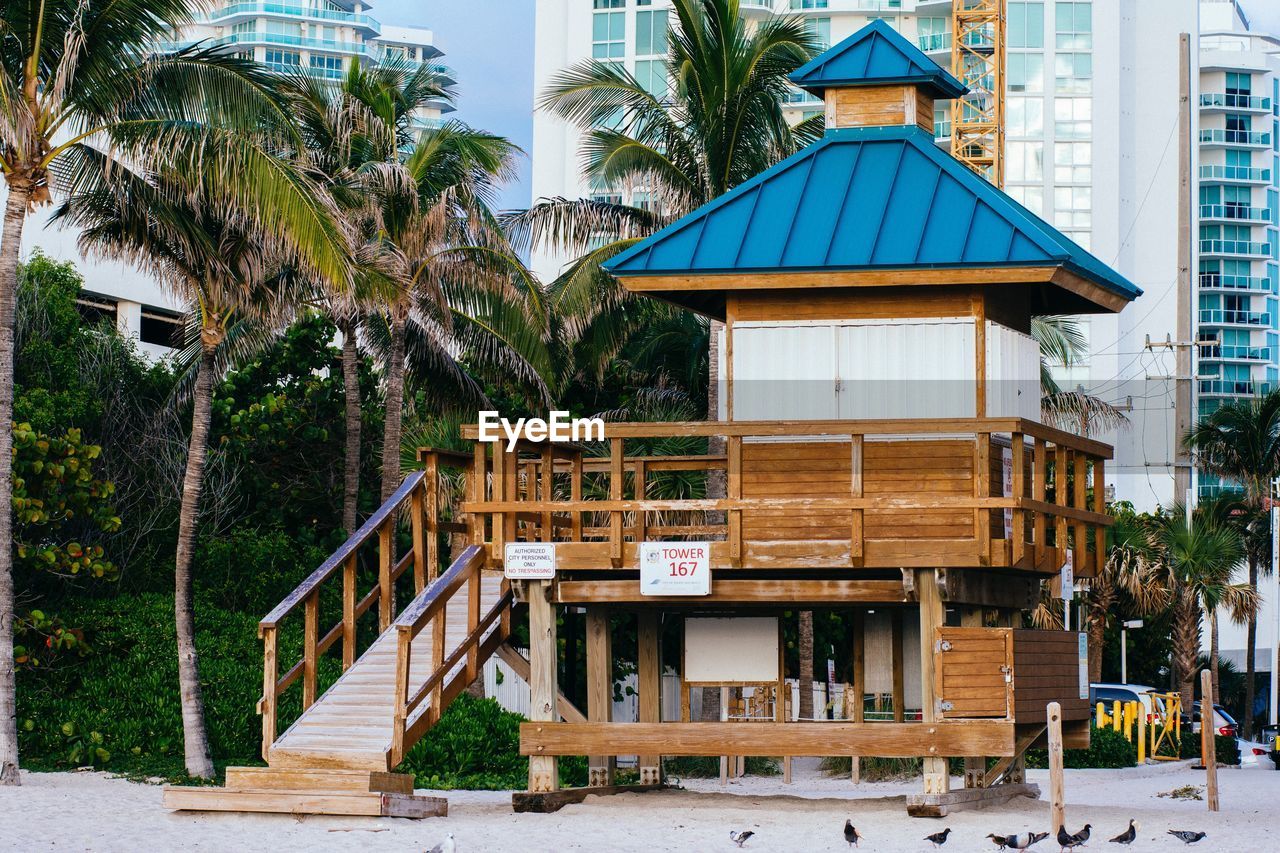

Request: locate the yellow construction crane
(950, 0), (1006, 187)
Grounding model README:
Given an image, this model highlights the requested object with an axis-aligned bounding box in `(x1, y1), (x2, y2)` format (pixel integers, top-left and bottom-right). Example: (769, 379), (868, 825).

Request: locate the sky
(377, 1), (536, 211)
(1239, 1), (1280, 39)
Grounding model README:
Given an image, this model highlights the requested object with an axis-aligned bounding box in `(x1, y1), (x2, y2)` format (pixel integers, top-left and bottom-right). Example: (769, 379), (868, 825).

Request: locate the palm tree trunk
(1087, 605), (1108, 684)
(380, 304), (408, 502)
(174, 342), (218, 779)
(0, 179), (32, 786)
(1209, 608), (1220, 706)
(1244, 557), (1258, 740)
(1172, 594), (1200, 713)
(340, 317), (361, 534)
(798, 611), (814, 720)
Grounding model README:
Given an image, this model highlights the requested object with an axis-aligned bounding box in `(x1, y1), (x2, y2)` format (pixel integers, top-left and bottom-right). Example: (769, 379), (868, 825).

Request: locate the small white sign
(1078, 632), (1089, 699)
(640, 542), (711, 596)
(1059, 551), (1074, 601)
(504, 542), (556, 579)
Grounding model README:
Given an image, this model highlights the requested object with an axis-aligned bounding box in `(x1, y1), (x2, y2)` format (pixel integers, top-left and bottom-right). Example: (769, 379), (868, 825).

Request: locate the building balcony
(1198, 343), (1272, 362)
(1199, 378), (1271, 397)
(1198, 92), (1271, 112)
(1199, 164), (1271, 184)
(1198, 307), (1271, 327)
(1198, 128), (1272, 147)
(789, 0), (905, 11)
(934, 119), (952, 141)
(783, 88), (823, 106)
(203, 2), (381, 35)
(214, 30), (370, 55)
(1199, 204), (1272, 224)
(917, 33), (951, 54)
(1199, 238), (1271, 258)
(1198, 273), (1272, 293)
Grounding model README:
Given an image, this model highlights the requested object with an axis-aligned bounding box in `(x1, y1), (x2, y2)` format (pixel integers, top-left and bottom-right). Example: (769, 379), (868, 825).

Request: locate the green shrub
(194, 527), (328, 614)
(400, 694), (586, 790)
(1181, 732), (1241, 765)
(662, 756), (780, 778)
(1026, 724), (1137, 769)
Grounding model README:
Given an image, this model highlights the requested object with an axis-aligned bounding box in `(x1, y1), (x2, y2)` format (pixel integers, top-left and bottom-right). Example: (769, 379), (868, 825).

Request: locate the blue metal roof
(790, 19), (967, 101)
(603, 125), (1141, 304)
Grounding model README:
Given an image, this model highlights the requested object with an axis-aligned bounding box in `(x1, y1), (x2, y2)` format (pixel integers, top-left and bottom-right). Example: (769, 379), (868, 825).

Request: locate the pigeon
(925, 827), (952, 848)
(1057, 824), (1091, 851)
(1167, 830), (1207, 845)
(843, 819), (862, 848)
(988, 835), (1011, 850)
(1109, 820), (1138, 845)
(991, 833), (1049, 850)
(427, 834), (455, 853)
(729, 830), (755, 848)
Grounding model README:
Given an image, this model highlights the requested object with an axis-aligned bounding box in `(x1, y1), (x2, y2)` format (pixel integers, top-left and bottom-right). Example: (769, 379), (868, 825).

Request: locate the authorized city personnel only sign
(640, 542), (711, 596)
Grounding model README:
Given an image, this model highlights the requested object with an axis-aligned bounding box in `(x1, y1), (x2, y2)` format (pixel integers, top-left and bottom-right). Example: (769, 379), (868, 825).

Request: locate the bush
(1027, 724), (1137, 769)
(193, 527), (328, 614)
(400, 694), (586, 790)
(663, 756), (780, 778)
(16, 592), (332, 779)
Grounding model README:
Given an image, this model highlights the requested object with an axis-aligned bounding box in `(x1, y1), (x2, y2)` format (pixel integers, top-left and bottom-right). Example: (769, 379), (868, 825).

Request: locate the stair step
(224, 766), (413, 794)
(163, 785), (445, 818)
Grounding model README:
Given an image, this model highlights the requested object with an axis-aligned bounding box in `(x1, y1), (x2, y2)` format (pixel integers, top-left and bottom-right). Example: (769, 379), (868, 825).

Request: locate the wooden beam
(851, 609), (865, 784)
(556, 578), (907, 605)
(520, 721), (1017, 758)
(495, 643), (586, 724)
(637, 611), (661, 784)
(527, 580), (559, 793)
(617, 266), (1062, 293)
(918, 569), (949, 795)
(512, 783), (664, 814)
(905, 782), (1041, 818)
(891, 609), (905, 724)
(586, 608), (615, 786)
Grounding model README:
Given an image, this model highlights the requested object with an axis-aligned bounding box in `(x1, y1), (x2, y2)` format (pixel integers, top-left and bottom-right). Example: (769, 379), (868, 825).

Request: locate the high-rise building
(531, 0), (1196, 510)
(11, 2), (451, 358)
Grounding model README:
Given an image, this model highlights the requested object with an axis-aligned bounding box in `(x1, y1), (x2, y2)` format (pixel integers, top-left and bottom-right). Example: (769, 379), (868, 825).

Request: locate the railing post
(609, 437), (624, 567)
(342, 553), (357, 670)
(425, 452), (440, 581)
(303, 590), (319, 709)
(974, 431), (991, 565)
(471, 441), (487, 549)
(1092, 458), (1106, 574)
(849, 434), (864, 568)
(1011, 431), (1026, 566)
(379, 518), (394, 631)
(492, 442), (507, 563)
(392, 626), (412, 766)
(570, 450), (583, 542)
(1033, 437), (1048, 569)
(727, 436), (742, 567)
(466, 559), (481, 683)
(411, 474), (427, 595)
(1073, 450), (1087, 576)
(259, 626), (278, 761)
(540, 445), (554, 543)
(634, 458), (649, 546)
(431, 599), (446, 723)
(1054, 443), (1069, 571)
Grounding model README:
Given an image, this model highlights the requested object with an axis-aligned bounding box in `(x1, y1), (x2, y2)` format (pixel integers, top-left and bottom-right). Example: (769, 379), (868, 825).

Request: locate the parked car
(1182, 701), (1238, 738)
(1089, 683), (1167, 723)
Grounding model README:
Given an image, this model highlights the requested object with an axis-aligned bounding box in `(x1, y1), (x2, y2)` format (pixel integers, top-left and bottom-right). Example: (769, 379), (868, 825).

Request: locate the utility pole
(1174, 32), (1194, 504)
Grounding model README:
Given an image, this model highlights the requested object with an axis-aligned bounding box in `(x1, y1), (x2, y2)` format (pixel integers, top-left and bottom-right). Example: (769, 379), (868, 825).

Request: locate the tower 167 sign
(640, 542), (711, 596)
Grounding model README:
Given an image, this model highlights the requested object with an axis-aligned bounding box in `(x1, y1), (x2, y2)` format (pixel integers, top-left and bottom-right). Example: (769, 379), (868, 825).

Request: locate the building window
(1054, 186), (1091, 229)
(1007, 185), (1044, 215)
(140, 309), (184, 348)
(1007, 141), (1044, 182)
(790, 0), (830, 9)
(1008, 2), (1044, 49)
(635, 59), (667, 98)
(1226, 72), (1251, 96)
(635, 8), (667, 57)
(592, 9), (625, 61)
(310, 55), (343, 77)
(264, 19), (303, 38)
(806, 17), (831, 50)
(76, 296), (117, 329)
(1055, 2), (1092, 50)
(1008, 53), (1044, 93)
(1054, 52), (1091, 94)
(264, 49), (301, 69)
(1054, 97), (1091, 139)
(1007, 96), (1044, 137)
(593, 0), (624, 7)
(1054, 141), (1091, 183)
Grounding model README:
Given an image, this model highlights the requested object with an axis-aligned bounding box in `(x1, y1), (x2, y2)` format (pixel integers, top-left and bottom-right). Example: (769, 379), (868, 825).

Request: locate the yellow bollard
(1137, 711), (1146, 764)
(1113, 700), (1123, 732)
(1096, 701), (1106, 728)
(1123, 702), (1134, 741)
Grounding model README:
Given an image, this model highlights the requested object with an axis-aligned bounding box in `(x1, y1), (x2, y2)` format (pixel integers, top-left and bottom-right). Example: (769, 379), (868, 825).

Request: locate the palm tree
(1185, 390), (1280, 735)
(1151, 503), (1254, 711)
(1082, 509), (1167, 682)
(1034, 316), (1127, 435)
(53, 149), (348, 783)
(0, 1), (349, 784)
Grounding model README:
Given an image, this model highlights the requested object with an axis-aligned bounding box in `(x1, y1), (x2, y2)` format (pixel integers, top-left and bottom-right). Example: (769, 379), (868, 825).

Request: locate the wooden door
(933, 626), (1013, 720)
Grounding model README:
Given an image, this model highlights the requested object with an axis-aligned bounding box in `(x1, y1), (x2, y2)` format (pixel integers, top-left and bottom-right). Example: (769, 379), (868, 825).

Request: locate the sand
(3, 757), (1278, 852)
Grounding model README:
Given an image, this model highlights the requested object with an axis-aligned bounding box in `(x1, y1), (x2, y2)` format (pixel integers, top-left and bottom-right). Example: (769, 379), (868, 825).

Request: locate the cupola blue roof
(789, 19), (968, 101)
(602, 124), (1140, 308)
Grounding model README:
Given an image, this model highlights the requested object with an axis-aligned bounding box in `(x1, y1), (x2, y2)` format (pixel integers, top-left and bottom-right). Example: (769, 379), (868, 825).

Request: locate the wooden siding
(934, 627), (1013, 719)
(1011, 630), (1089, 722)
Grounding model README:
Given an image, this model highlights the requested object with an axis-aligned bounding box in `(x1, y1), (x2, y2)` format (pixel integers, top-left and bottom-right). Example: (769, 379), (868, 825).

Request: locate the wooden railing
(389, 545), (514, 765)
(458, 418), (1112, 574)
(256, 448), (471, 759)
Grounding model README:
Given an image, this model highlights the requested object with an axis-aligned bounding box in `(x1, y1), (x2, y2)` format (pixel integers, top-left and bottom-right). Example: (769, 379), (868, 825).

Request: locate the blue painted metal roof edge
(789, 19), (968, 100)
(603, 125), (1141, 302)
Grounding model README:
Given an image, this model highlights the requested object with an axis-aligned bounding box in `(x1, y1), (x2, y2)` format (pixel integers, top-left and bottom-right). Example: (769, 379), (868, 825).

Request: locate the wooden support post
(503, 448), (518, 548)
(891, 609), (905, 724)
(391, 626), (412, 764)
(540, 445), (554, 543)
(1054, 444), (1069, 565)
(1047, 701), (1065, 834)
(634, 458), (648, 545)
(260, 626), (278, 761)
(378, 519), (394, 631)
(1033, 438), (1047, 568)
(850, 608), (866, 784)
(777, 622), (790, 784)
(1092, 459), (1106, 574)
(528, 580), (559, 793)
(342, 553), (357, 670)
(850, 435), (864, 567)
(471, 442), (487, 548)
(302, 590), (319, 710)
(411, 478), (427, 594)
(1073, 451), (1087, 575)
(609, 438), (624, 567)
(637, 611), (661, 785)
(491, 444), (506, 561)
(1010, 432), (1026, 564)
(918, 569), (949, 795)
(974, 432), (991, 565)
(570, 451), (583, 541)
(466, 559), (481, 683)
(586, 607), (615, 787)
(1200, 669), (1219, 811)
(728, 436), (742, 566)
(425, 453), (440, 582)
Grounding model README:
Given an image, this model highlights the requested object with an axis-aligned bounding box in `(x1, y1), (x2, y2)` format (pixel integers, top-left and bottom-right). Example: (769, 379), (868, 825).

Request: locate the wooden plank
(1011, 432), (1026, 565)
(586, 608), (615, 786)
(1201, 668), (1219, 811)
(1093, 458), (1106, 575)
(527, 580), (559, 793)
(555, 579), (906, 605)
(850, 435), (864, 566)
(260, 626), (278, 761)
(637, 611), (661, 784)
(905, 782), (1040, 818)
(851, 609), (865, 784)
(495, 644), (587, 724)
(919, 569), (949, 795)
(1048, 701), (1065, 834)
(1033, 439), (1047, 567)
(520, 721), (1017, 757)
(162, 786), (447, 818)
(303, 591), (319, 710)
(511, 783), (664, 814)
(342, 555), (357, 670)
(975, 433), (991, 565)
(378, 520), (394, 631)
(223, 767), (413, 795)
(891, 609), (905, 724)
(610, 438), (624, 567)
(728, 437), (742, 566)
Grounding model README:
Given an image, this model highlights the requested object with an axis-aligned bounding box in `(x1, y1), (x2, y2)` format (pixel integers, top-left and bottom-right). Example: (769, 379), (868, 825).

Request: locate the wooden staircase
(163, 457), (513, 818)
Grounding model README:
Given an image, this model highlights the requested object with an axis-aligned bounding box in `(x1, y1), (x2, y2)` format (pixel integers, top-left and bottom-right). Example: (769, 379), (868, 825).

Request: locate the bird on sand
(427, 833), (455, 853)
(729, 829), (755, 848)
(989, 832), (1049, 850)
(1057, 824), (1091, 851)
(1167, 830), (1207, 844)
(988, 835), (1011, 850)
(843, 819), (862, 847)
(925, 827), (952, 848)
(1109, 820), (1138, 844)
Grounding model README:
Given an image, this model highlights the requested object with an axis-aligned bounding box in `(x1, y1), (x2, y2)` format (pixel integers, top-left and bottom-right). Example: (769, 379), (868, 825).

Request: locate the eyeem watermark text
(478, 411), (605, 451)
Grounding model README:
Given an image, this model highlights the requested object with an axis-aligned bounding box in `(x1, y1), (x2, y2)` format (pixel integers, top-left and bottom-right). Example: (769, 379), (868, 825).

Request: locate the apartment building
(10, 1), (451, 358)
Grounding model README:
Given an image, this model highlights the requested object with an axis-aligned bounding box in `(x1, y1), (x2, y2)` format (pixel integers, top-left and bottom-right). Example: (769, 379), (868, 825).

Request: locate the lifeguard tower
(164, 21), (1135, 819)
